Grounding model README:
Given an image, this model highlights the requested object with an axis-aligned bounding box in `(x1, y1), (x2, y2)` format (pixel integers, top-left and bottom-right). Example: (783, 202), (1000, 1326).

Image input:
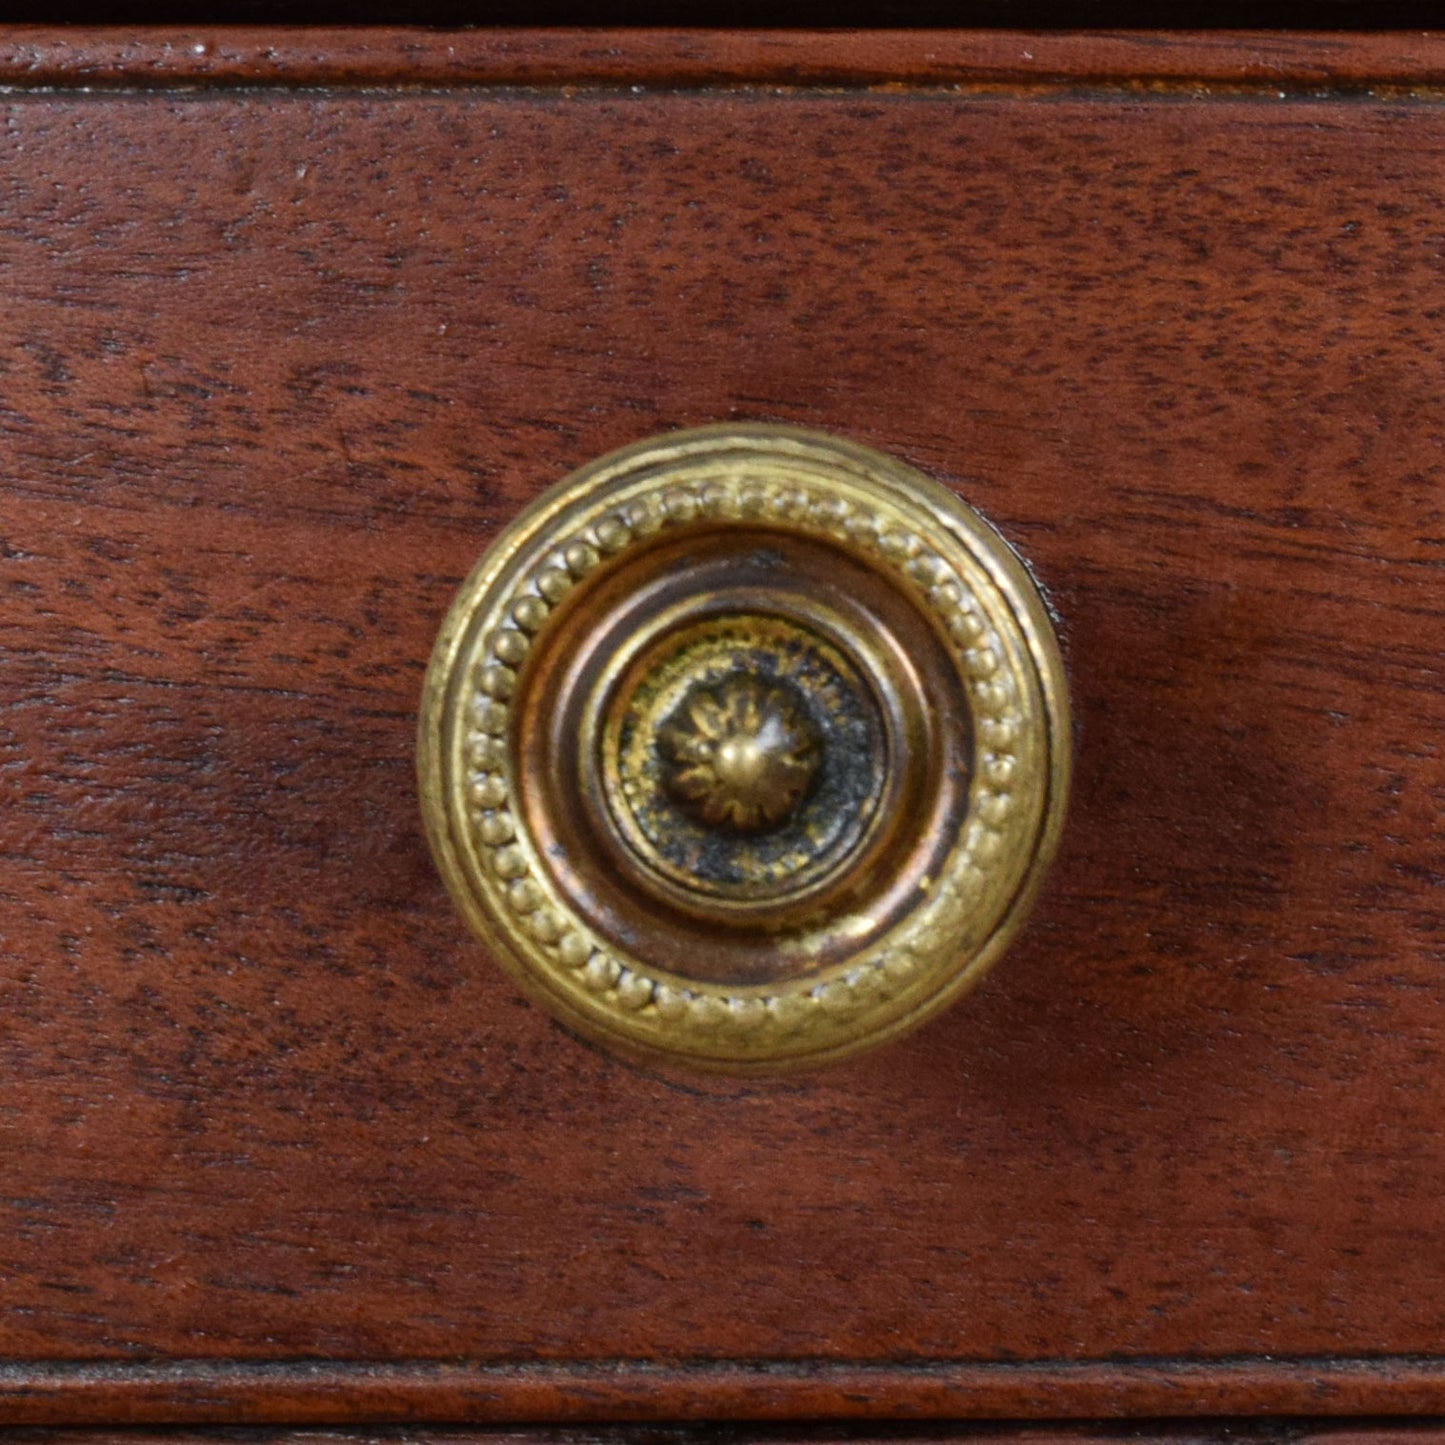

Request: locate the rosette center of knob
(659, 675), (820, 832)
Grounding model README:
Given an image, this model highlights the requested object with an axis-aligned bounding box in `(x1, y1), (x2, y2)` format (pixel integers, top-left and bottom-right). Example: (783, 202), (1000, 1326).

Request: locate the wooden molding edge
(4, 1357), (1445, 1426)
(13, 1431), (1445, 1445)
(0, 28), (1441, 90)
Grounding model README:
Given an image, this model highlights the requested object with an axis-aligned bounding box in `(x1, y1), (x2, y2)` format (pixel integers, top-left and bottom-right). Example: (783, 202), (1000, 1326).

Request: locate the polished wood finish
(8, 1360), (1445, 1426)
(7, 1431), (1445, 1445)
(10, 1430), (1445, 1445)
(0, 28), (1442, 88)
(0, 29), (1441, 1427)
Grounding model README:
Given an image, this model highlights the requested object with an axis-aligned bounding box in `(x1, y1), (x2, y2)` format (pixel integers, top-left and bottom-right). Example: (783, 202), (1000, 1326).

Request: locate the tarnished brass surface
(419, 425), (1070, 1071)
(658, 674), (820, 832)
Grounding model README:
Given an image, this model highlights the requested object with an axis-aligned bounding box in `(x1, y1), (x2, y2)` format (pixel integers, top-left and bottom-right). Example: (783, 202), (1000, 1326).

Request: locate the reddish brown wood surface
(8, 1360), (1445, 1426)
(5, 1431), (1445, 1445)
(0, 37), (1442, 1427)
(8, 1431), (1445, 1445)
(0, 28), (1441, 90)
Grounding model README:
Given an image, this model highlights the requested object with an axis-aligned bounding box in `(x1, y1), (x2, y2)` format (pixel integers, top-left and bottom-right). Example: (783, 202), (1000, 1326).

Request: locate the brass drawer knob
(419, 426), (1069, 1071)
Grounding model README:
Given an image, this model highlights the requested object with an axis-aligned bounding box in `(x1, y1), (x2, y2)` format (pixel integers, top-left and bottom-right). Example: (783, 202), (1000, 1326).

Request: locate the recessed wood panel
(0, 54), (1441, 1420)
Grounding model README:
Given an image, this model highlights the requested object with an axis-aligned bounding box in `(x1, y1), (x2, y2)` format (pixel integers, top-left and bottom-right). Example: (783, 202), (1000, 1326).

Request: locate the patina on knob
(418, 425), (1070, 1071)
(659, 676), (820, 832)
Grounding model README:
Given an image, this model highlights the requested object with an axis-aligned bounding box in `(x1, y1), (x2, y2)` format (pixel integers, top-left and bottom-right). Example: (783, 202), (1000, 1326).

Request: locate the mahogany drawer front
(0, 28), (1442, 1428)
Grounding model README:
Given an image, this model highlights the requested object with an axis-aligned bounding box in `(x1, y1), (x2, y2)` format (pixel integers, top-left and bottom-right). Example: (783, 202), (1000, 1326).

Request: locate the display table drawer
(0, 27), (1442, 1427)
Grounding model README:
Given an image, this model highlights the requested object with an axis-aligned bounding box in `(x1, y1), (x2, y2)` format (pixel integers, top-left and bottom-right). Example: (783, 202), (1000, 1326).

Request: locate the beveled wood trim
(6, 1429), (1445, 1445)
(5, 1359), (1445, 1427)
(0, 28), (1441, 90)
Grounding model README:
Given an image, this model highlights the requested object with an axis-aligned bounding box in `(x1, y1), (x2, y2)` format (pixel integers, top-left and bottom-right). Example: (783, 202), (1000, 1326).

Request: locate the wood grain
(8, 1430), (1445, 1445)
(8, 1360), (1445, 1425)
(0, 39), (1441, 1426)
(0, 28), (1441, 90)
(6, 1429), (1445, 1445)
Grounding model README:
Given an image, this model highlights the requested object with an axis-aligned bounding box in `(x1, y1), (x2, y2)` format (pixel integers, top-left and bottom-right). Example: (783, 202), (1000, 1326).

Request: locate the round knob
(419, 425), (1069, 1071)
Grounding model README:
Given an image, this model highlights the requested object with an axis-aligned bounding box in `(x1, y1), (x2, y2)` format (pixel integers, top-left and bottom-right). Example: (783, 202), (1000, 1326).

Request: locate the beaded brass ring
(419, 425), (1069, 1071)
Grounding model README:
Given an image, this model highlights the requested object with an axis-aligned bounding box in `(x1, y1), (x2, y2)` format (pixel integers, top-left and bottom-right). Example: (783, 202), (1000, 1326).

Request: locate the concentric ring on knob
(418, 425), (1069, 1071)
(593, 605), (891, 910)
